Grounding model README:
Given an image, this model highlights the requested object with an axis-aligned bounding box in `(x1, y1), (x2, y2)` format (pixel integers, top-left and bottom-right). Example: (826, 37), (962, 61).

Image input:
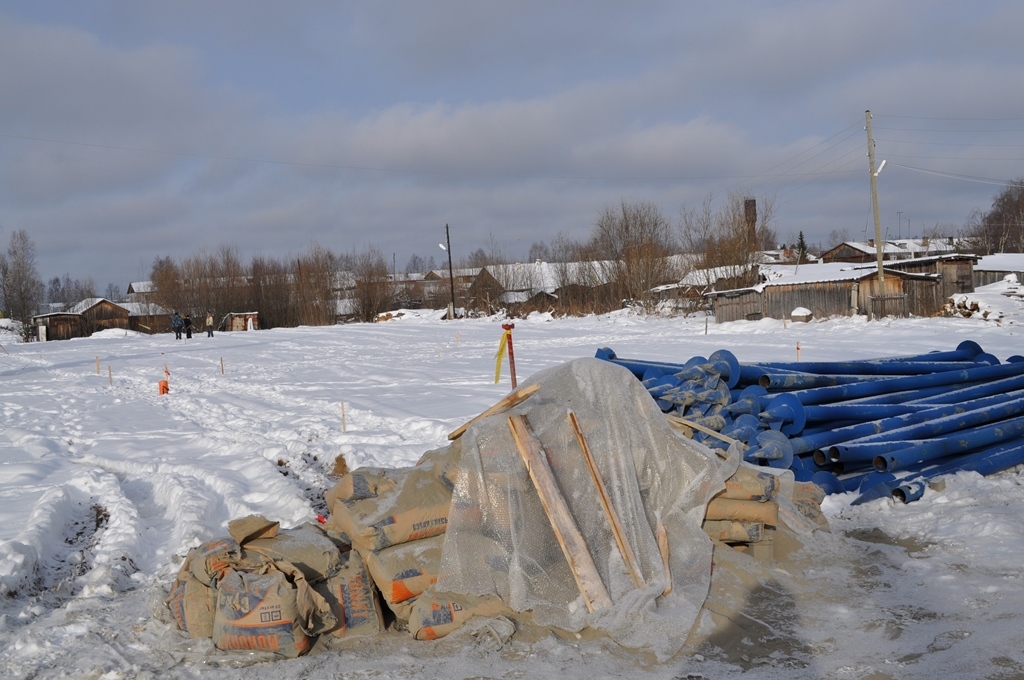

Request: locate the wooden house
(820, 238), (960, 264)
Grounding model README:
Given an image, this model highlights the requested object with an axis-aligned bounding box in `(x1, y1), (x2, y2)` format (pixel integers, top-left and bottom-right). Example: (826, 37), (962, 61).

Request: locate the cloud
(1, 2), (1022, 290)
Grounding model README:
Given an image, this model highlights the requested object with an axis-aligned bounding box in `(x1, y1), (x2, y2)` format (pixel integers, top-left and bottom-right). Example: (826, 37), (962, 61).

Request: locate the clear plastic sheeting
(436, 358), (737, 660)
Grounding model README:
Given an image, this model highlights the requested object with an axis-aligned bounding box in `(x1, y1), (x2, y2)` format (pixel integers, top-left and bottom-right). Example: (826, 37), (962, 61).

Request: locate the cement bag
(213, 562), (318, 658)
(387, 596), (418, 629)
(702, 520), (764, 543)
(704, 498), (779, 525)
(243, 523), (344, 584)
(329, 460), (455, 552)
(188, 537), (243, 586)
(325, 468), (395, 509)
(314, 548), (385, 638)
(720, 465), (777, 502)
(409, 592), (508, 641)
(362, 534), (443, 605)
(227, 515), (280, 544)
(790, 482), (829, 529)
(165, 556), (216, 638)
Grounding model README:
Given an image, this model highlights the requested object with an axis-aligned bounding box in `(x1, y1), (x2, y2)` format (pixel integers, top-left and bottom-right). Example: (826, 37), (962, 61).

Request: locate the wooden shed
(70, 298), (130, 335)
(32, 312), (86, 341)
(118, 301), (172, 334)
(221, 312), (260, 331)
(972, 254), (1024, 288)
(707, 264), (925, 323)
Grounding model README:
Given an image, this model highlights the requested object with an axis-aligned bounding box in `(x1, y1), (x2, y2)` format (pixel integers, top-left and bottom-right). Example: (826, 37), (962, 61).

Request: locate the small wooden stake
(568, 411), (644, 589)
(447, 383), (540, 441)
(220, 357), (225, 375)
(656, 512), (672, 596)
(107, 365), (112, 386)
(341, 402), (347, 433)
(96, 356), (100, 374)
(507, 414), (612, 613)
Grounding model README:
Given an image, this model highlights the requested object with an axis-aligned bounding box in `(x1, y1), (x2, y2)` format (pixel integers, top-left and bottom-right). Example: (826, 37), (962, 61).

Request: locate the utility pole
(445, 224), (455, 320)
(866, 110), (884, 283)
(897, 211), (902, 239)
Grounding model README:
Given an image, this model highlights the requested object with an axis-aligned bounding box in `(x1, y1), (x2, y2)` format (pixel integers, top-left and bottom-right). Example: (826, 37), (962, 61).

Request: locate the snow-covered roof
(754, 262), (880, 291)
(64, 298), (170, 316)
(118, 301), (171, 316)
(485, 261), (616, 295)
(975, 253), (1024, 272)
(68, 297), (110, 314)
(833, 238), (959, 258)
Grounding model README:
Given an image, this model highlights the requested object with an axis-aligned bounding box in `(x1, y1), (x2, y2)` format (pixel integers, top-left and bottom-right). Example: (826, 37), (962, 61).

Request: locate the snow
(4, 292), (1024, 678)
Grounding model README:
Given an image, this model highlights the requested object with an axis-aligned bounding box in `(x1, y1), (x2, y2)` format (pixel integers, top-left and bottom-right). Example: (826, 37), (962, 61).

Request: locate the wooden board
(665, 414), (745, 448)
(448, 383), (540, 440)
(568, 412), (645, 589)
(656, 512), (672, 596)
(507, 414), (612, 613)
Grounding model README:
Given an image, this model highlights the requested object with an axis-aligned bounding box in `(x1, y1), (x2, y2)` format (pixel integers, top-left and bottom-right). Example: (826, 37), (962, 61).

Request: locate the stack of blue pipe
(595, 341), (1024, 505)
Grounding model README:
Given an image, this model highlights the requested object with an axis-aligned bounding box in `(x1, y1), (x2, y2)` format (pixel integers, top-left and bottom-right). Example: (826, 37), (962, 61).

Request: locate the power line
(888, 162), (1020, 187)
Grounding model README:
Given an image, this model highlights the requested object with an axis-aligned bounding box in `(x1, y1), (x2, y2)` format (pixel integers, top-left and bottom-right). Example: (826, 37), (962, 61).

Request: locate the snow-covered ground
(3, 280), (1024, 679)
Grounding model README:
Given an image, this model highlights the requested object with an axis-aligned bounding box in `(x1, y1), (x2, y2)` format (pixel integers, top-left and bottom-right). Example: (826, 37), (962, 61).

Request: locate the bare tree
(249, 255), (293, 329)
(965, 180), (1024, 254)
(590, 200), (677, 311)
(351, 246), (395, 322)
(528, 241), (551, 263)
(150, 255), (183, 313)
(295, 243), (340, 326)
(827, 228), (850, 250)
(0, 230), (45, 338)
(46, 274), (97, 309)
(680, 192), (778, 292)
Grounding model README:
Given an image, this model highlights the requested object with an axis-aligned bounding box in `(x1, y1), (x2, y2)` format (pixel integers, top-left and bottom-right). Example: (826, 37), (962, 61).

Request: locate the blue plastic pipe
(870, 415), (1024, 472)
(829, 393), (1024, 463)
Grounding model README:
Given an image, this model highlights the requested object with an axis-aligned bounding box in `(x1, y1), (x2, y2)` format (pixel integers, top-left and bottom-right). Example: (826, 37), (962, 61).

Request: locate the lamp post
(439, 224), (456, 320)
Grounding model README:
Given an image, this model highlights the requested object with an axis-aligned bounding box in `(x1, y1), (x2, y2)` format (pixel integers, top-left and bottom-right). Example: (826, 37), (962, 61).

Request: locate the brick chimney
(744, 198), (757, 249)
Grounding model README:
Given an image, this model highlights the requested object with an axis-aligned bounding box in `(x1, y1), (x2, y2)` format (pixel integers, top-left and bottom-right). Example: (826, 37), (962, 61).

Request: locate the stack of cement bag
(323, 441), (508, 639)
(165, 514), (383, 658)
(702, 461), (828, 561)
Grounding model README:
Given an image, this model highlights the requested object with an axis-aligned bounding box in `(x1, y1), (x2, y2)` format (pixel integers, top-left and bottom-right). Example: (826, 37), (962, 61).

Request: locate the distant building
(820, 238), (959, 264)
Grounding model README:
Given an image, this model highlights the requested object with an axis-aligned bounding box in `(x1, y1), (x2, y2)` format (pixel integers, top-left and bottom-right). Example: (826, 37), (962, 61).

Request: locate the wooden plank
(568, 411), (645, 590)
(507, 414), (612, 613)
(448, 383), (540, 440)
(655, 512), (672, 596)
(665, 414), (744, 448)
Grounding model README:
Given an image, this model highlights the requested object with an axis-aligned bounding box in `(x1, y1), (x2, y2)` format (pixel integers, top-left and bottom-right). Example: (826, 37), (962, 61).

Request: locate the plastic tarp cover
(435, 357), (736, 660)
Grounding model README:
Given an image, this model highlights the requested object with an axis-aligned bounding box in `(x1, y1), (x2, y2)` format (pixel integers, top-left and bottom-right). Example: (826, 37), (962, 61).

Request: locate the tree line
(6, 180), (1023, 338)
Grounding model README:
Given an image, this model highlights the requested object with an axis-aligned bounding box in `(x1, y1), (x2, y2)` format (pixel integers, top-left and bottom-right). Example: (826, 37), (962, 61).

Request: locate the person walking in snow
(171, 311), (183, 340)
(205, 311), (214, 337)
(184, 314), (193, 339)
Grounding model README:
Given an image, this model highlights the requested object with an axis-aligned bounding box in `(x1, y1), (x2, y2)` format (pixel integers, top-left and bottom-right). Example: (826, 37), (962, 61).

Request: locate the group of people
(171, 311), (215, 340)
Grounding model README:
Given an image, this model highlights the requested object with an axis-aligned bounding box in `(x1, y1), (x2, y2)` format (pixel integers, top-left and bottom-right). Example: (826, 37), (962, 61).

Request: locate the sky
(5, 288), (1024, 677)
(2, 1), (1024, 293)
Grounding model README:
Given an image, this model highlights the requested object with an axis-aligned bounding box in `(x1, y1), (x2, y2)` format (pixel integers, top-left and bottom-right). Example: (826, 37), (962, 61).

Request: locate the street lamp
(439, 224), (455, 320)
